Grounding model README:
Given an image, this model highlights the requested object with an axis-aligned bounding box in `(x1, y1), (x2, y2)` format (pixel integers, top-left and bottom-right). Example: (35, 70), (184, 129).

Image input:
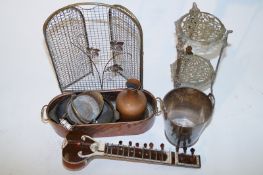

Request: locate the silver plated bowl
(67, 91), (104, 124)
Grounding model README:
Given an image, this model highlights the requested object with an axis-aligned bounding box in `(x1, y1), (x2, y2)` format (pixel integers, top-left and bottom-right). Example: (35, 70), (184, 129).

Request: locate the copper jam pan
(41, 90), (158, 138)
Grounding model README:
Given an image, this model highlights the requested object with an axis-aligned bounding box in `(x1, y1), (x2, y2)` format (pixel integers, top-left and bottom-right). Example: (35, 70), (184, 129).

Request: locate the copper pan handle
(41, 105), (49, 123)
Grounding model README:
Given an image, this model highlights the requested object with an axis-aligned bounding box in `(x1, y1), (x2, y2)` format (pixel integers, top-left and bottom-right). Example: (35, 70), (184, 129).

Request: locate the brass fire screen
(43, 2), (143, 92)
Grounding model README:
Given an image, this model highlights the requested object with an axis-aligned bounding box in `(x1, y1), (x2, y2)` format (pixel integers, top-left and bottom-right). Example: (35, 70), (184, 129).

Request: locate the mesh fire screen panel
(44, 3), (143, 92)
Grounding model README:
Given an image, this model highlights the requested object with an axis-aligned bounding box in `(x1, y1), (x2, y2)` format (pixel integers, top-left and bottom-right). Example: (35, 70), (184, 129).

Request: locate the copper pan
(41, 90), (157, 138)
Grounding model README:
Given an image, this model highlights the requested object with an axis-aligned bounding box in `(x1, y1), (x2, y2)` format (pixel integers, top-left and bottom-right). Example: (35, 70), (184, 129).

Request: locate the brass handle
(41, 105), (49, 123)
(155, 97), (165, 116)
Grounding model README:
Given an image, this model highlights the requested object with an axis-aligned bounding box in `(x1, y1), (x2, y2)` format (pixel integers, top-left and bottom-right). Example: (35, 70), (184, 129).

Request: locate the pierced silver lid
(176, 3), (227, 59)
(171, 50), (214, 91)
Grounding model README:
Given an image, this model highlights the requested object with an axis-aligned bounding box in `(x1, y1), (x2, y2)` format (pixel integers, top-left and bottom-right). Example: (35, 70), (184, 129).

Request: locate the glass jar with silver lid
(175, 2), (229, 59)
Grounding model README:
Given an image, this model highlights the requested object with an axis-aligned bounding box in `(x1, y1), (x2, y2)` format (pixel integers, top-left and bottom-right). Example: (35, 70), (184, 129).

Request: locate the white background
(0, 0), (263, 174)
